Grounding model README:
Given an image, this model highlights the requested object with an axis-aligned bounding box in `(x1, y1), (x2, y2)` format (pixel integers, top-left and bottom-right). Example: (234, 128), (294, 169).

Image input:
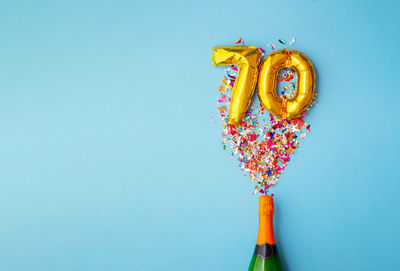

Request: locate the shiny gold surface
(257, 49), (316, 119)
(212, 45), (261, 125)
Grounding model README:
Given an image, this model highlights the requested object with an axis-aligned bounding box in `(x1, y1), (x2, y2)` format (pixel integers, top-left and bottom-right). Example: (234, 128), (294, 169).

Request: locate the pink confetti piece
(218, 95), (227, 103)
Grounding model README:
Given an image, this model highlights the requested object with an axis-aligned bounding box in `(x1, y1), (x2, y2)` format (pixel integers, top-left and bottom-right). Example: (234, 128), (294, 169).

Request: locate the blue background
(0, 0), (399, 270)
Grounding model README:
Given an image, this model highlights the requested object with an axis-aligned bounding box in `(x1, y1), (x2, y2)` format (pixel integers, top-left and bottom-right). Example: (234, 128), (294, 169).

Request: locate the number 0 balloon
(258, 49), (316, 119)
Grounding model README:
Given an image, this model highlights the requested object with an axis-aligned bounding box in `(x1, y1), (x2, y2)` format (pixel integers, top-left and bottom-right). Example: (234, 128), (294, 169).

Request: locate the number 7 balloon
(212, 45), (262, 126)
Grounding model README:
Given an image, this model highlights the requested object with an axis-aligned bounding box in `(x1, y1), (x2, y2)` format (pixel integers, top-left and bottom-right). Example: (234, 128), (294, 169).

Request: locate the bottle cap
(258, 195), (274, 216)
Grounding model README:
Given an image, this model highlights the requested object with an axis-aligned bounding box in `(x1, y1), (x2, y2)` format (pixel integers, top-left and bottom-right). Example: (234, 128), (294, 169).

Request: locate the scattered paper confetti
(278, 39), (285, 44)
(277, 68), (297, 99)
(290, 37), (296, 45)
(236, 37), (244, 45)
(267, 44), (276, 50)
(215, 39), (318, 195)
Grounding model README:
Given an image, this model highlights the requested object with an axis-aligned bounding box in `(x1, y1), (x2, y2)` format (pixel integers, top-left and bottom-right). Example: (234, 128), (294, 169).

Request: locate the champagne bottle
(248, 195), (283, 271)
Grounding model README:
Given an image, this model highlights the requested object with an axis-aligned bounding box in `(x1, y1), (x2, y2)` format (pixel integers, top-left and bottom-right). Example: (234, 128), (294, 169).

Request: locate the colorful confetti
(277, 68), (297, 99)
(290, 37), (296, 45)
(215, 41), (318, 195)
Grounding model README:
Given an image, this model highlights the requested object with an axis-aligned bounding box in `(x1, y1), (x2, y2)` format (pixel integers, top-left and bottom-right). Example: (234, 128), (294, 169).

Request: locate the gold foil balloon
(258, 49), (316, 119)
(212, 45), (262, 125)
